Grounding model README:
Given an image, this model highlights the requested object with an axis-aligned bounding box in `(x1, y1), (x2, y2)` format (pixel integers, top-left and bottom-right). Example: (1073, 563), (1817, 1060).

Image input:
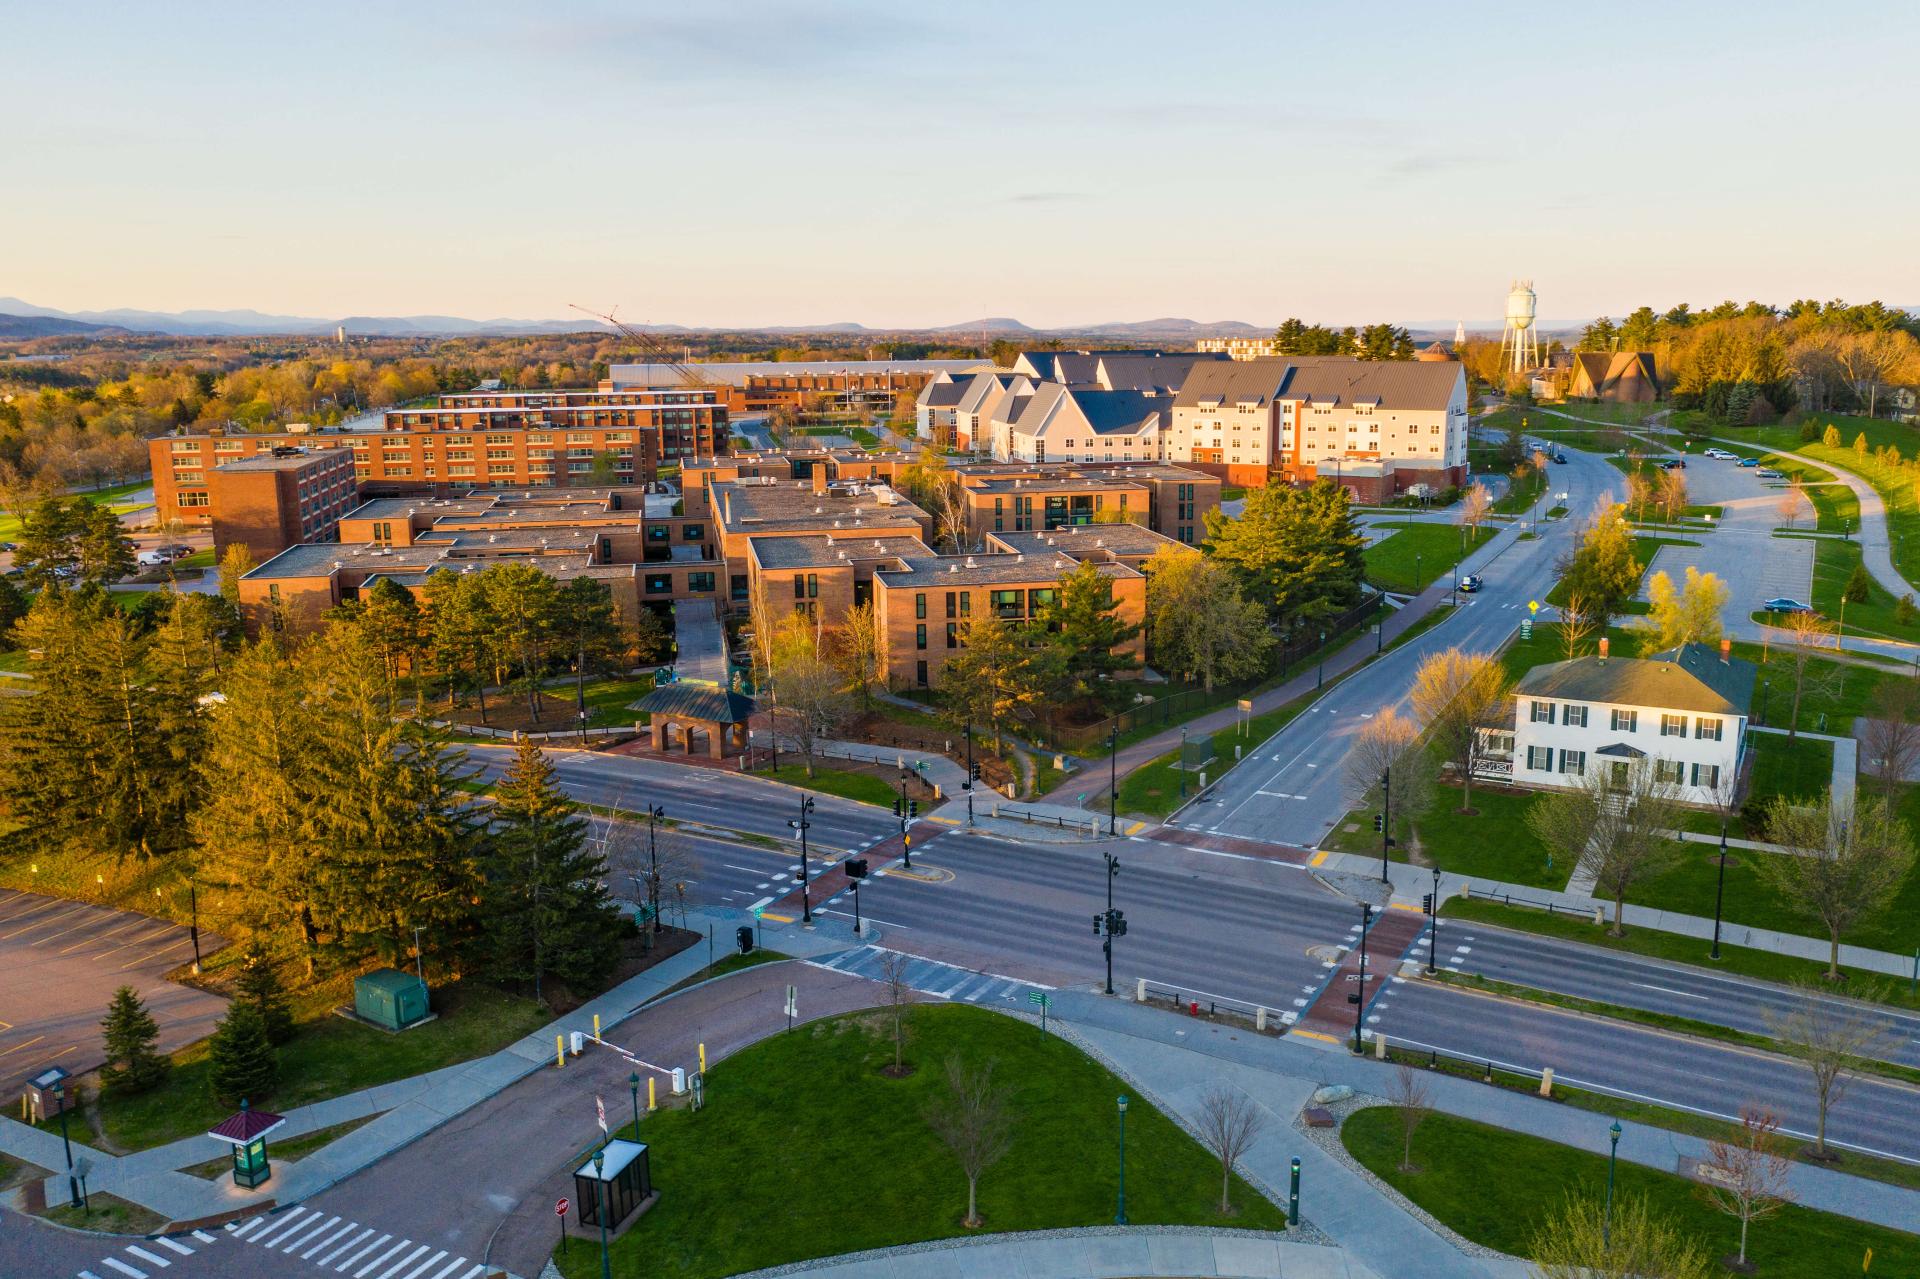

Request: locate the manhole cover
(1306, 944), (1345, 963)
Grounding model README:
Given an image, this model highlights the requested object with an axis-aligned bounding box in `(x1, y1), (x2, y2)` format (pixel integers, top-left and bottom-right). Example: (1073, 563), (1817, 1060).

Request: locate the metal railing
(1137, 982), (1281, 1035)
(993, 805), (1097, 834)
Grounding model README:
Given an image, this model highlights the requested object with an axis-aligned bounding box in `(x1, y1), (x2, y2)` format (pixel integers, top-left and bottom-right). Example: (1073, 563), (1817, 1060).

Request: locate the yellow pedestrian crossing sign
(1527, 600), (1539, 614)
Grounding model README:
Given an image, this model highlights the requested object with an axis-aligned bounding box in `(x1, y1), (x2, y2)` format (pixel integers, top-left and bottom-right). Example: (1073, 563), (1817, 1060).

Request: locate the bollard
(1136, 977), (1148, 1003)
(1539, 1066), (1554, 1098)
(699, 1042), (707, 1073)
(1235, 744), (1242, 761)
(1461, 880), (1471, 899)
(1593, 905), (1604, 927)
(1375, 1032), (1387, 1060)
(1256, 1007), (1268, 1032)
(556, 1034), (566, 1068)
(672, 1067), (687, 1096)
(593, 1013), (601, 1042)
(1289, 1157), (1301, 1225)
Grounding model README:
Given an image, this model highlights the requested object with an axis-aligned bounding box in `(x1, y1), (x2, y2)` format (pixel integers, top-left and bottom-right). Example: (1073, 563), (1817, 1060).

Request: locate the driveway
(0, 890), (226, 1093)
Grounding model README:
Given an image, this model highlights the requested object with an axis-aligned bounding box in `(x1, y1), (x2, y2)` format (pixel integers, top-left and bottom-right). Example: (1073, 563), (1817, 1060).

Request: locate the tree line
(1270, 319), (1417, 360)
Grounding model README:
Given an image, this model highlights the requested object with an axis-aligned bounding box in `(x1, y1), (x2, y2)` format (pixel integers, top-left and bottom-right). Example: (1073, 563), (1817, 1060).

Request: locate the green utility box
(1179, 732), (1214, 770)
(353, 968), (430, 1031)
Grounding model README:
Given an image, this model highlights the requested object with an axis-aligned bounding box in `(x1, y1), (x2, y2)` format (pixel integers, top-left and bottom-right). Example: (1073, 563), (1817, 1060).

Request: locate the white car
(136, 550), (169, 568)
(1704, 448), (1737, 460)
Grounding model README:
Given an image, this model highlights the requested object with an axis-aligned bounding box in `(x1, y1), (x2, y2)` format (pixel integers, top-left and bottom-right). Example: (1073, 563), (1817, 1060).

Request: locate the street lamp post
(1101, 851), (1121, 996)
(1415, 551), (1422, 596)
(1379, 766), (1392, 884)
(1178, 726), (1188, 800)
(1114, 1095), (1129, 1225)
(1427, 865), (1440, 975)
(54, 1083), (79, 1208)
(628, 1070), (641, 1140)
(1604, 1121), (1622, 1249)
(592, 1149), (612, 1279)
(1317, 630), (1327, 689)
(1108, 726), (1119, 836)
(646, 803), (665, 933)
(1351, 902), (1372, 1054)
(1710, 810), (1730, 961)
(187, 875), (201, 975)
(788, 796), (814, 925)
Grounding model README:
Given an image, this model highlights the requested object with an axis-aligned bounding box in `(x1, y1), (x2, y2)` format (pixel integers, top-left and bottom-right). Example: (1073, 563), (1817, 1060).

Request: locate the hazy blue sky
(7, 0), (1915, 327)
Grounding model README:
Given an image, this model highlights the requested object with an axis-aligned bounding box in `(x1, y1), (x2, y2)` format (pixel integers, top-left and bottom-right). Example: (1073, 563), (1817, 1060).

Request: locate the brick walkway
(1290, 907), (1427, 1043)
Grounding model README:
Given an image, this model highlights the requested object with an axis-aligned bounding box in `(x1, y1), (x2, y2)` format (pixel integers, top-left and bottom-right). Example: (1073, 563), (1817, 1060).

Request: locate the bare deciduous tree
(1696, 1104), (1795, 1268)
(1776, 478), (1805, 530)
(925, 1055), (1014, 1228)
(1408, 649), (1509, 814)
(1778, 611), (1840, 741)
(1759, 795), (1913, 980)
(768, 612), (851, 777)
(1343, 706), (1430, 820)
(1657, 466), (1689, 524)
(1458, 481), (1492, 538)
(879, 948), (913, 1076)
(1529, 1191), (1714, 1279)
(1557, 593), (1598, 662)
(1526, 758), (1684, 935)
(1387, 1064), (1432, 1173)
(591, 797), (699, 932)
(836, 599), (884, 708)
(1195, 1087), (1267, 1214)
(1856, 676), (1920, 797)
(1766, 982), (1896, 1160)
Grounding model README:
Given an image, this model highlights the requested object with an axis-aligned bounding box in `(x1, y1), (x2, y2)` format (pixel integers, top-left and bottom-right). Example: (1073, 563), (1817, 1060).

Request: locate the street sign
(1027, 991), (1050, 1007)
(1237, 699), (1253, 713)
(595, 1095), (607, 1134)
(555, 1198), (570, 1217)
(1527, 600), (1539, 614)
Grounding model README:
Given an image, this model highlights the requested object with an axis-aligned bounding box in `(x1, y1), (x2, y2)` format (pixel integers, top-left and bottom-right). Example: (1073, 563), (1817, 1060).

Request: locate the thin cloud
(510, 2), (938, 77)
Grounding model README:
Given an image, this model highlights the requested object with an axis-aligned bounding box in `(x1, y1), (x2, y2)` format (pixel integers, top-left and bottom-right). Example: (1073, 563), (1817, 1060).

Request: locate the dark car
(1757, 468), (1783, 479)
(1762, 597), (1814, 614)
(1550, 452), (1568, 464)
(1458, 574), (1483, 594)
(1659, 458), (1685, 470)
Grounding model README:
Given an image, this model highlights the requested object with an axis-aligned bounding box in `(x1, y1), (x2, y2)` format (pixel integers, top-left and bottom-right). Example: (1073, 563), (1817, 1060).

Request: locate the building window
(916, 659), (928, 686)
(1611, 709), (1638, 732)
(1655, 759), (1685, 784)
(1558, 749), (1586, 775)
(1563, 705), (1588, 728)
(915, 592), (926, 619)
(1527, 746), (1553, 771)
(1695, 717), (1723, 741)
(645, 574), (672, 595)
(688, 571), (714, 593)
(1691, 762), (1720, 789)
(915, 624), (927, 651)
(1660, 713), (1688, 737)
(683, 525), (704, 540)
(959, 591), (970, 617)
(1530, 701), (1555, 724)
(945, 622), (957, 648)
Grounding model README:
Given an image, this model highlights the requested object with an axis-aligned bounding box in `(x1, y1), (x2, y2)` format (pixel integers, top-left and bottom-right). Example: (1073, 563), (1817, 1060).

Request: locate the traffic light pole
(1380, 766), (1392, 884)
(1426, 866), (1440, 976)
(789, 797), (814, 926)
(1351, 902), (1372, 1054)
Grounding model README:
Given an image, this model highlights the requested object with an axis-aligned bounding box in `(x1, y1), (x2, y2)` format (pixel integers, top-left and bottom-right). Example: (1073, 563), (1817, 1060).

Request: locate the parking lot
(1629, 450), (1816, 620)
(0, 889), (227, 1093)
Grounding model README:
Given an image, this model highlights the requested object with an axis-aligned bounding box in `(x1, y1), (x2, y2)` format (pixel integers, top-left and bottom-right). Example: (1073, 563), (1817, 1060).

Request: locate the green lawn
(1706, 431), (1863, 533)
(1489, 465), (1546, 516)
(97, 979), (551, 1151)
(1442, 897), (1920, 1012)
(1541, 400), (1669, 427)
(1220, 486), (1248, 501)
(1326, 776), (1566, 889)
(0, 648), (27, 673)
(1730, 637), (1895, 735)
(1118, 675), (1344, 819)
(559, 1004), (1284, 1279)
(1363, 523), (1496, 593)
(1803, 537), (1920, 642)
(751, 762), (898, 807)
(1341, 1108), (1920, 1277)
(1743, 731), (1833, 804)
(175, 549), (216, 570)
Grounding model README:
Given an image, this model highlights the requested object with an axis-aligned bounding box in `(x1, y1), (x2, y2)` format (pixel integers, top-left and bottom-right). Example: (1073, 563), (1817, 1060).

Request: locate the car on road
(1757, 468), (1783, 479)
(1458, 574), (1483, 593)
(1738, 457), (1760, 467)
(1550, 451), (1567, 464)
(153, 543), (193, 559)
(1659, 458), (1685, 469)
(1762, 597), (1814, 614)
(136, 550), (170, 568)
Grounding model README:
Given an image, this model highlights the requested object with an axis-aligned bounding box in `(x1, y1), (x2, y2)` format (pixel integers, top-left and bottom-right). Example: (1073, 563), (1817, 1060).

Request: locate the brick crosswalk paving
(1289, 906), (1429, 1043)
(1144, 827), (1313, 865)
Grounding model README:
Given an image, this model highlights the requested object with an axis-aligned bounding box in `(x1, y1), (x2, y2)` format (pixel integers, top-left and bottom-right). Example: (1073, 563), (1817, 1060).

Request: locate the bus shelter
(574, 1139), (652, 1229)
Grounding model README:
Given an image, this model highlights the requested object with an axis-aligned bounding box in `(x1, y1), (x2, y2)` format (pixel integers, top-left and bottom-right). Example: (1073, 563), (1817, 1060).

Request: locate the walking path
(672, 598), (729, 684)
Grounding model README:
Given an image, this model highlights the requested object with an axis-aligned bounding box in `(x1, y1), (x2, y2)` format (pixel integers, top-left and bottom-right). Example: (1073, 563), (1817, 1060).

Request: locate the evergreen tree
(1844, 561), (1872, 604)
(481, 563), (560, 724)
(1558, 504), (1643, 630)
(76, 502), (136, 587)
(0, 574), (27, 643)
(357, 576), (424, 709)
(100, 985), (170, 1094)
(556, 576), (622, 718)
(207, 999), (278, 1106)
(234, 941), (296, 1045)
(1203, 479), (1366, 635)
(483, 735), (623, 999)
(1037, 560), (1142, 712)
(13, 495), (82, 590)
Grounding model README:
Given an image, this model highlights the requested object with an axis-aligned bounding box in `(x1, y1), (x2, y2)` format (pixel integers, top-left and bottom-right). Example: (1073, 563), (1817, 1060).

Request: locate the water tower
(1498, 279), (1540, 376)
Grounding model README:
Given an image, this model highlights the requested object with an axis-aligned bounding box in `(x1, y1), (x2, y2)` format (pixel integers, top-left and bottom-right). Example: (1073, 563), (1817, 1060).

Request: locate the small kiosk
(574, 1139), (652, 1230)
(207, 1099), (286, 1189)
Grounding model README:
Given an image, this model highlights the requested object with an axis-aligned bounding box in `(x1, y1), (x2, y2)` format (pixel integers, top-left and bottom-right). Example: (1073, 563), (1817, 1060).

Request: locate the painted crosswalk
(75, 1228), (210, 1279)
(808, 944), (1051, 1005)
(225, 1205), (486, 1279)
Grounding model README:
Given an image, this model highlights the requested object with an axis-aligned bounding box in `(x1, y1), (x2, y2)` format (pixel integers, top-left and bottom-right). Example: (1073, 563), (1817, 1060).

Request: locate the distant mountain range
(0, 298), (1277, 342)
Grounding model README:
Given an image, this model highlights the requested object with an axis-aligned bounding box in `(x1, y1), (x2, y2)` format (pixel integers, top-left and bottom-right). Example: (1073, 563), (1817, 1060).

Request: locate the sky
(6, 0), (1917, 329)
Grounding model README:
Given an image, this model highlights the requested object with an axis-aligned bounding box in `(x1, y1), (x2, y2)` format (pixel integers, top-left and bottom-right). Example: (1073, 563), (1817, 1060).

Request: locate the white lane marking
(250, 1208), (310, 1245)
(100, 1261), (147, 1279)
(155, 1238), (195, 1255)
(124, 1246), (171, 1268)
(318, 1227), (376, 1267)
(426, 1258), (470, 1279)
(281, 1215), (339, 1252)
(80, 1272), (105, 1279)
(460, 1267), (486, 1279)
(353, 1238), (410, 1278)
(372, 1244), (430, 1279)
(337, 1232), (392, 1272)
(818, 907), (910, 930)
(191, 1232), (218, 1244)
(303, 1220), (359, 1258)
(1630, 981), (1710, 1002)
(229, 1218), (264, 1238)
(397, 1249), (448, 1279)
(746, 895), (774, 912)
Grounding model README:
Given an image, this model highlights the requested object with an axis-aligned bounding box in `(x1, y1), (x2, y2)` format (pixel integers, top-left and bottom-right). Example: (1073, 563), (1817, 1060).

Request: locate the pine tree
(1559, 504), (1643, 630)
(100, 985), (170, 1094)
(207, 999), (278, 1107)
(0, 574), (27, 642)
(234, 941), (295, 1045)
(1203, 479), (1367, 635)
(1844, 562), (1872, 604)
(482, 735), (623, 999)
(1038, 559), (1143, 712)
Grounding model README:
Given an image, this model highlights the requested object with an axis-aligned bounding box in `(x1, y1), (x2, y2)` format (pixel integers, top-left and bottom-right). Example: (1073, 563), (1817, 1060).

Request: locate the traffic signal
(893, 796), (903, 818)
(908, 799), (919, 819)
(846, 858), (869, 880)
(735, 926), (754, 954)
(1108, 909), (1127, 937)
(1422, 893), (1434, 915)
(1372, 813), (1384, 832)
(970, 762), (982, 782)
(1093, 913), (1102, 936)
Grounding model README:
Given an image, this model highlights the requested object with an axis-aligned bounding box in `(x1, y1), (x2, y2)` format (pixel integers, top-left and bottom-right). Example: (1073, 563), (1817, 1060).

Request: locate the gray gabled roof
(633, 680), (756, 724)
(1513, 643), (1756, 717)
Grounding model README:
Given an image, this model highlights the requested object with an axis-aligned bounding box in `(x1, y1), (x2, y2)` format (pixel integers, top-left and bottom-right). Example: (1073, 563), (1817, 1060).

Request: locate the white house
(991, 384), (1169, 465)
(1477, 640), (1756, 806)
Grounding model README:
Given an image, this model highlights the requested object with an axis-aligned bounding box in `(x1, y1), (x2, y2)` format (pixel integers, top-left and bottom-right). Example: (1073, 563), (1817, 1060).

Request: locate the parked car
(1703, 448), (1734, 460)
(1757, 468), (1783, 479)
(0, 541), (15, 552)
(1458, 574), (1483, 594)
(154, 543), (193, 559)
(136, 550), (170, 568)
(1659, 458), (1685, 470)
(1550, 451), (1568, 464)
(1738, 457), (1760, 468)
(1762, 597), (1814, 614)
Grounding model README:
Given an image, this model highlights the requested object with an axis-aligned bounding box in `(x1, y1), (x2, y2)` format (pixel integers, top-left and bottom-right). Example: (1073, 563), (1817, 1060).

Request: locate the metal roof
(634, 681), (757, 723)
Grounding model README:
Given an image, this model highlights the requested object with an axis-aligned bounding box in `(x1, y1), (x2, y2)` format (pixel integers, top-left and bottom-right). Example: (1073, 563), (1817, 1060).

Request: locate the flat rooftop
(213, 451), (349, 473)
(987, 524), (1183, 557)
(746, 534), (932, 570)
(963, 474), (1151, 495)
(876, 552), (1140, 588)
(713, 480), (929, 532)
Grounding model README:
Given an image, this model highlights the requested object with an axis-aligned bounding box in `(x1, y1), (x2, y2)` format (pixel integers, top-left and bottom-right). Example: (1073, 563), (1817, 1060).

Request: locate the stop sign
(556, 1197), (570, 1217)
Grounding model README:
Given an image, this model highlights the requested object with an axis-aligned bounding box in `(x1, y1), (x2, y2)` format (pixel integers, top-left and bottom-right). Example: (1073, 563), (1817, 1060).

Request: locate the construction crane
(568, 302), (716, 390)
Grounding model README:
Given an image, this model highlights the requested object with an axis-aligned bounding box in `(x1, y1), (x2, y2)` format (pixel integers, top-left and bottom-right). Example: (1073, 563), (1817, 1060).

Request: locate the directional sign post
(1029, 989), (1051, 1036)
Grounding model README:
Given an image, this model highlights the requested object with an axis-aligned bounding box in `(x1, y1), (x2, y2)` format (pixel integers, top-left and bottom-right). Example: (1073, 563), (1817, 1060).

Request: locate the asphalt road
(1172, 445), (1626, 849)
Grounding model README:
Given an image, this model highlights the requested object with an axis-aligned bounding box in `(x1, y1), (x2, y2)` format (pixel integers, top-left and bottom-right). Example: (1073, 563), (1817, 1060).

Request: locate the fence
(1040, 591), (1384, 754)
(1464, 886), (1601, 920)
(993, 805), (1098, 834)
(1136, 981), (1282, 1034)
(428, 719), (635, 744)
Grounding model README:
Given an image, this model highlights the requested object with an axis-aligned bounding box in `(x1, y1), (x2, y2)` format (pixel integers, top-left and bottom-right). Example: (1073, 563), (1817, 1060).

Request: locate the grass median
(1341, 1107), (1920, 1276)
(1362, 523), (1495, 594)
(560, 1003), (1284, 1279)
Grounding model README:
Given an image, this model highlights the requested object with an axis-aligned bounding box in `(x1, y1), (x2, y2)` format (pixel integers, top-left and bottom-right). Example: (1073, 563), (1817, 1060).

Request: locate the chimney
(1598, 637), (1609, 663)
(1720, 637), (1731, 664)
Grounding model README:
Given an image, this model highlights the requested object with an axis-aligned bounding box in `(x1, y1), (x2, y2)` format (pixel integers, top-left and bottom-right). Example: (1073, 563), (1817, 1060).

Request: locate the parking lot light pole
(1317, 630), (1327, 689)
(53, 1083), (80, 1207)
(1604, 1121), (1622, 1249)
(1711, 810), (1730, 961)
(1114, 1095), (1129, 1224)
(646, 803), (665, 933)
(592, 1149), (611, 1279)
(1108, 726), (1119, 835)
(628, 1071), (641, 1140)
